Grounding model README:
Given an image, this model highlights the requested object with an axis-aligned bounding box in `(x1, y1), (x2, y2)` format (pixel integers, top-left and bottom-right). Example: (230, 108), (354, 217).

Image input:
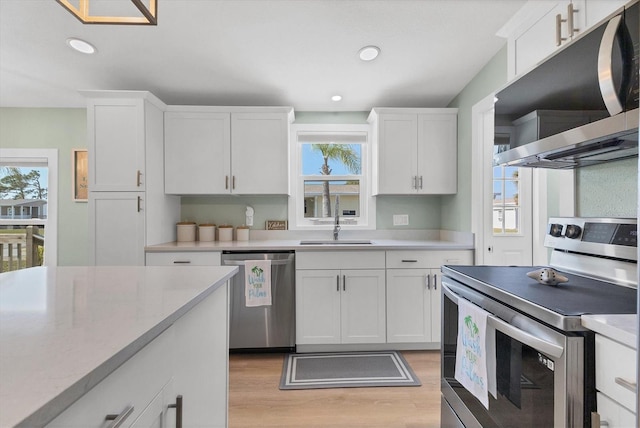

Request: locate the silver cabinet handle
(412, 176), (417, 189)
(105, 405), (134, 428)
(137, 196), (142, 212)
(343, 275), (346, 291)
(337, 275), (340, 292)
(136, 170), (142, 187)
(433, 274), (437, 290)
(556, 13), (567, 46)
(591, 411), (609, 428)
(567, 3), (579, 37)
(598, 14), (624, 116)
(173, 260), (191, 264)
(426, 274), (431, 290)
(223, 259), (292, 266)
(232, 176), (236, 190)
(225, 175), (229, 190)
(168, 395), (183, 428)
(614, 376), (637, 392)
(401, 259), (418, 263)
(418, 176), (423, 190)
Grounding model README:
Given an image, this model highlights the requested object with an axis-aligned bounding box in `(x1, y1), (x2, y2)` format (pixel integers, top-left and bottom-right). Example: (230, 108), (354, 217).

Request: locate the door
(231, 113), (290, 194)
(472, 94), (533, 266)
(340, 269), (386, 344)
(88, 99), (146, 192)
(89, 192), (145, 265)
(386, 268), (431, 343)
(376, 114), (418, 194)
(164, 111), (230, 194)
(295, 269), (341, 344)
(417, 113), (457, 194)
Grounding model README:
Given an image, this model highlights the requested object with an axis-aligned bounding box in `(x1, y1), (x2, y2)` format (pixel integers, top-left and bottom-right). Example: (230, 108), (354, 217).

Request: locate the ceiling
(0, 0), (526, 111)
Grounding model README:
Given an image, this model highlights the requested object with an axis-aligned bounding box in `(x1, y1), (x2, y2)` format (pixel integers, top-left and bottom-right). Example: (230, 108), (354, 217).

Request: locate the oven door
(441, 278), (585, 428)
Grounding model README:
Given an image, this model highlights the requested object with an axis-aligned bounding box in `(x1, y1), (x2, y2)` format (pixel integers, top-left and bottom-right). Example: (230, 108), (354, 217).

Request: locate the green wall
(443, 46), (509, 232)
(576, 157), (638, 217)
(0, 108), (88, 266)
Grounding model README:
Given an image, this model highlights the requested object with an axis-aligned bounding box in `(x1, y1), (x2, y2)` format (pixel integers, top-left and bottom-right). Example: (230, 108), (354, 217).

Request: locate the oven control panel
(545, 217), (638, 260)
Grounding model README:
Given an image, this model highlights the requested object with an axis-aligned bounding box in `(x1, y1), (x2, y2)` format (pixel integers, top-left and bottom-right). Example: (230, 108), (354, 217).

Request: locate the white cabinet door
(340, 269), (386, 344)
(88, 98), (146, 192)
(89, 192), (145, 266)
(231, 113), (290, 194)
(584, 0), (627, 29)
(296, 270), (342, 344)
(386, 269), (431, 343)
(375, 113), (418, 194)
(417, 113), (457, 194)
(164, 112), (230, 194)
(596, 392), (636, 428)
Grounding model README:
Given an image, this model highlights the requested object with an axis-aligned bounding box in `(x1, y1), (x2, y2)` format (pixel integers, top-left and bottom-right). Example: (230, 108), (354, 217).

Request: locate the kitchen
(0, 0), (638, 427)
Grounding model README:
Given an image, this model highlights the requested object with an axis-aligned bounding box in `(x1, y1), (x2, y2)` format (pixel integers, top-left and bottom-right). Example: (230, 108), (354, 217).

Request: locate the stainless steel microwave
(493, 0), (639, 169)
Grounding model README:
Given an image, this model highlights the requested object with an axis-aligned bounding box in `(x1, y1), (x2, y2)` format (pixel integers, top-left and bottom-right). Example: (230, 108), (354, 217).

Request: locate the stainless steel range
(441, 217), (637, 428)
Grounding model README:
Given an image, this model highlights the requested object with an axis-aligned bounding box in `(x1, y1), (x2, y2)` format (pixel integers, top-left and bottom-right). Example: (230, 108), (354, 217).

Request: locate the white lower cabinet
(296, 252), (386, 345)
(386, 250), (472, 345)
(46, 283), (228, 428)
(594, 334), (637, 427)
(145, 251), (221, 266)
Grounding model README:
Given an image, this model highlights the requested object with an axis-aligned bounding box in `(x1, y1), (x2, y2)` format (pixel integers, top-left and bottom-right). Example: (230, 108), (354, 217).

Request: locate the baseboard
(295, 342), (440, 353)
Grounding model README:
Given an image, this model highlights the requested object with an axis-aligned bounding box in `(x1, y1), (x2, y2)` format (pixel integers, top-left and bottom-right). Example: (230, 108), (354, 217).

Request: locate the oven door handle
(442, 282), (565, 359)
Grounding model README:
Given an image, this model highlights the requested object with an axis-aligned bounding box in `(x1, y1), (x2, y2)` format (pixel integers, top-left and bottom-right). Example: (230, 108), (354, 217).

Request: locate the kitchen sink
(299, 240), (373, 245)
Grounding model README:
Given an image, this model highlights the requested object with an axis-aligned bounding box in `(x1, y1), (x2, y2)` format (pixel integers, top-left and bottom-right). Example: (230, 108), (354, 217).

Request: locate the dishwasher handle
(223, 259), (292, 266)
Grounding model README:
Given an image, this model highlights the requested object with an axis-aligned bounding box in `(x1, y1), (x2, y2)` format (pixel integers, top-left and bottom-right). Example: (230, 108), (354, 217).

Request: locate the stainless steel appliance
(493, 0), (639, 169)
(221, 251), (295, 351)
(441, 217), (637, 427)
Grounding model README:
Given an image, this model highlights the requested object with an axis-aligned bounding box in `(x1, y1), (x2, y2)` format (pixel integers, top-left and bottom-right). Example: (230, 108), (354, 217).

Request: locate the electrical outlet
(393, 214), (409, 226)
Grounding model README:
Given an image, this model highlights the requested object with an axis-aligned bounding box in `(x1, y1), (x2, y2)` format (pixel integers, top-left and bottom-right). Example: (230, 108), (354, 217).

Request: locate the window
(0, 149), (58, 267)
(288, 124), (375, 230)
(492, 162), (521, 235)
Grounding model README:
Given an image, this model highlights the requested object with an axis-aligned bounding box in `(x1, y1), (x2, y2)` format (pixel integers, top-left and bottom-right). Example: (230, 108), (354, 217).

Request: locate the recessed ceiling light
(66, 38), (97, 54)
(358, 46), (380, 61)
(331, 95), (342, 102)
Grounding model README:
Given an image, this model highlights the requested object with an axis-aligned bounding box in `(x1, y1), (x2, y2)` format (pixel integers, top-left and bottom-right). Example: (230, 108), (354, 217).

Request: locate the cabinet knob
(105, 405), (134, 428)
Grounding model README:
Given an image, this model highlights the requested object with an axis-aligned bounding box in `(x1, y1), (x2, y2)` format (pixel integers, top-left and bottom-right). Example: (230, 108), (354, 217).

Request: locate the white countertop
(581, 314), (638, 349)
(0, 265), (238, 428)
(145, 238), (475, 252)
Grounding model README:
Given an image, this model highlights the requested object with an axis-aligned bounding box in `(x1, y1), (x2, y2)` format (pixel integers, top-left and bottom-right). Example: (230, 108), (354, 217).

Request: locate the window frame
(288, 124), (375, 230)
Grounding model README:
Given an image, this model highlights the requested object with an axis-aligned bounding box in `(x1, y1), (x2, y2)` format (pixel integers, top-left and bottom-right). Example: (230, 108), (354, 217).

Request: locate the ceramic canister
(198, 224), (216, 242)
(236, 226), (249, 241)
(218, 225), (233, 242)
(176, 222), (196, 242)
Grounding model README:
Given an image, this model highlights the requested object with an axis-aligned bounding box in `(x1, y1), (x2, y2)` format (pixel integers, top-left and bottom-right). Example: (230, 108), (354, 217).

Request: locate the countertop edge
(145, 240), (475, 252)
(581, 314), (638, 349)
(16, 267), (238, 428)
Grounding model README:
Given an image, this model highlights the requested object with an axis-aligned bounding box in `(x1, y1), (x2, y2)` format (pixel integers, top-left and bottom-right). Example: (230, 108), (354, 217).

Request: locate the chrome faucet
(333, 195), (341, 240)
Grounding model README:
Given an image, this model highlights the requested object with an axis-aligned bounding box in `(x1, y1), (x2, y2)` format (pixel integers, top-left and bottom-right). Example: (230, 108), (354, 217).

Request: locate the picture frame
(72, 149), (88, 202)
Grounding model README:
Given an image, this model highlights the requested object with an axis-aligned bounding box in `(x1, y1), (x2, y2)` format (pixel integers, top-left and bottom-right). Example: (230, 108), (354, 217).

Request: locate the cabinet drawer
(597, 392), (636, 428)
(595, 334), (637, 412)
(47, 326), (174, 427)
(386, 250), (472, 269)
(296, 251), (385, 270)
(146, 251), (221, 266)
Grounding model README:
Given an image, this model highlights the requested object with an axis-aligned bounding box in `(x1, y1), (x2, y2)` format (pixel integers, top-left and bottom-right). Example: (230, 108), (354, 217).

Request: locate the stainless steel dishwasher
(221, 250), (295, 351)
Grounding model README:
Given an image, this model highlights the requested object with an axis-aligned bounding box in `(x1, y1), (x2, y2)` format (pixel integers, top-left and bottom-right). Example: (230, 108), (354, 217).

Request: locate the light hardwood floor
(228, 350), (441, 428)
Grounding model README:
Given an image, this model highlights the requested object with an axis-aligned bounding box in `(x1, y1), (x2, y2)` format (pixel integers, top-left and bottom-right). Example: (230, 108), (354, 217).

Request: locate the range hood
(493, 0), (639, 169)
(494, 109), (638, 169)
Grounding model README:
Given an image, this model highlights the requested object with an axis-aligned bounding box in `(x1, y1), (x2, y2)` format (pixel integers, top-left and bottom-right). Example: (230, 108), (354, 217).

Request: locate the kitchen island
(0, 265), (238, 428)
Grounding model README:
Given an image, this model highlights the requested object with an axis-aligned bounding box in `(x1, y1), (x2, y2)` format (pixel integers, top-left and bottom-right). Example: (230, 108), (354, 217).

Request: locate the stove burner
(526, 267), (569, 286)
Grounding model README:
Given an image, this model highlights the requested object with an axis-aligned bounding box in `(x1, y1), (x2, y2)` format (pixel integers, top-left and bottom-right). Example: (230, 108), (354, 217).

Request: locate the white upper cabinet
(87, 96), (149, 192)
(368, 108), (458, 195)
(500, 0), (628, 80)
(164, 111), (230, 194)
(164, 107), (294, 195)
